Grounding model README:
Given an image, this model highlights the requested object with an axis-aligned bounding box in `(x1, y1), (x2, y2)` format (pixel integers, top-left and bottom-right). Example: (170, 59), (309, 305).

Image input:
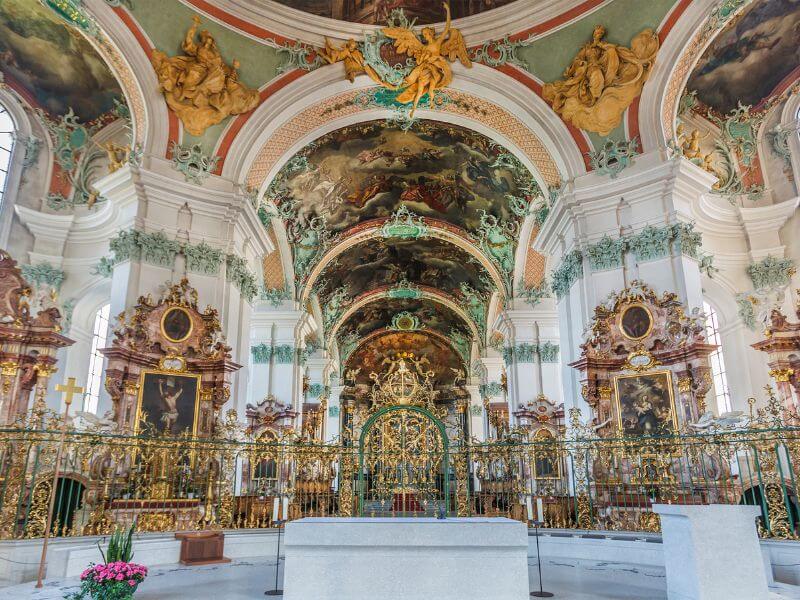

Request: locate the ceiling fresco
(314, 237), (492, 307)
(686, 0), (800, 114)
(0, 0), (122, 121)
(269, 0), (516, 25)
(270, 120), (536, 238)
(336, 297), (472, 347)
(345, 332), (464, 389)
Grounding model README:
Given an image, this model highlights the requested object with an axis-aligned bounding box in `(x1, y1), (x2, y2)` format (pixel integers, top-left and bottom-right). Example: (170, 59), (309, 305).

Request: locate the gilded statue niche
(542, 26), (659, 136)
(151, 17), (259, 136)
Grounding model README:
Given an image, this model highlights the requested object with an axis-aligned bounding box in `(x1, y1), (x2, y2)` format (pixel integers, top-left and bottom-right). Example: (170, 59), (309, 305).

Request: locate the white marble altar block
(654, 504), (768, 600)
(283, 517), (529, 600)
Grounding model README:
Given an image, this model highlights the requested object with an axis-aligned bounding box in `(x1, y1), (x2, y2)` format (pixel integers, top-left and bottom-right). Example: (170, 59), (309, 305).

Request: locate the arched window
(84, 303), (110, 413)
(703, 301), (732, 414)
(0, 103), (14, 207)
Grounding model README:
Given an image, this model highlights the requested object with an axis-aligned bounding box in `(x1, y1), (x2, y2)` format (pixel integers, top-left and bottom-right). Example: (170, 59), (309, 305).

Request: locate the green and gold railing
(1, 425), (800, 539)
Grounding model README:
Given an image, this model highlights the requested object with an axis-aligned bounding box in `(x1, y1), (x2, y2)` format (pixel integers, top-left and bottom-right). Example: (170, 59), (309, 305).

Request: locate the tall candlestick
(272, 497), (279, 522)
(536, 497), (544, 523)
(526, 497), (534, 521)
(282, 496), (289, 521)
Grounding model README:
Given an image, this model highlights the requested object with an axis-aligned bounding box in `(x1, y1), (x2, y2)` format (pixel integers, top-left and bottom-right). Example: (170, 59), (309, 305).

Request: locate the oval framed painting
(161, 306), (193, 343)
(619, 303), (653, 341)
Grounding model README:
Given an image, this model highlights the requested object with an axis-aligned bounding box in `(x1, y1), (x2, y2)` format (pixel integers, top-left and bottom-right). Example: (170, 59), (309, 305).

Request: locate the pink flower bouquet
(67, 561), (148, 600)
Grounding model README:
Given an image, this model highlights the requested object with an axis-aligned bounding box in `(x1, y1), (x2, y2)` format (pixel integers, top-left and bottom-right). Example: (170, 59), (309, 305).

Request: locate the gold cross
(55, 377), (84, 407)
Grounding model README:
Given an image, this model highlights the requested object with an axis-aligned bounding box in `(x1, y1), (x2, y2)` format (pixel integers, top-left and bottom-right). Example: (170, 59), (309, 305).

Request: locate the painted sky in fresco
(337, 297), (472, 343)
(270, 0), (516, 25)
(0, 0), (121, 121)
(315, 237), (492, 307)
(275, 120), (528, 237)
(687, 0), (800, 113)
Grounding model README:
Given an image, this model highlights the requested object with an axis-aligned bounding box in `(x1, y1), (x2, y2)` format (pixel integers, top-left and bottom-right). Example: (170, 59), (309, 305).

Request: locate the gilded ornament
(675, 125), (716, 175)
(320, 3), (471, 117)
(151, 17), (259, 136)
(769, 368), (794, 383)
(103, 142), (131, 174)
(542, 26), (659, 135)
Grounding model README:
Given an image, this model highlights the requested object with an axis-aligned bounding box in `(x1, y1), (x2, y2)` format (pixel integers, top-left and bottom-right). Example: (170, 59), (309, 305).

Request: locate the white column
(326, 383), (343, 442)
(465, 384), (485, 441)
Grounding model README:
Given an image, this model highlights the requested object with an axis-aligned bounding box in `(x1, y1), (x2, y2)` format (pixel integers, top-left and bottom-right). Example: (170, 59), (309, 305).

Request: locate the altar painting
(137, 371), (201, 436)
(613, 371), (677, 436)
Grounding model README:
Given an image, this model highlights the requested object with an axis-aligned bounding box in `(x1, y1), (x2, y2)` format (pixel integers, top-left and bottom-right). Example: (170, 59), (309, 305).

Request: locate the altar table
(283, 517), (529, 600)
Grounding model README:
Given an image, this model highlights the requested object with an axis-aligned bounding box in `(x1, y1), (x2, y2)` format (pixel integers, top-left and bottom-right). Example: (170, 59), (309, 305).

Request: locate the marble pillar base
(283, 517), (529, 600)
(655, 504), (769, 600)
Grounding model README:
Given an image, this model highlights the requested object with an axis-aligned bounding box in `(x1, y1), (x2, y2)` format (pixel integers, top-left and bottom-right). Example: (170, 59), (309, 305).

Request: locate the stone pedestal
(654, 504), (768, 600)
(283, 517), (529, 600)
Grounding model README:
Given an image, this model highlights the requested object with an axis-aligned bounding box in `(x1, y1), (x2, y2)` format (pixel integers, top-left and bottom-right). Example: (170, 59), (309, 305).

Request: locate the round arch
(329, 288), (481, 343)
(342, 328), (472, 374)
(302, 223), (506, 306)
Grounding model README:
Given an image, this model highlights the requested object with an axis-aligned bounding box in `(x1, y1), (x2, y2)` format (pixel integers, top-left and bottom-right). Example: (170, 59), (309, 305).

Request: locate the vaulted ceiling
(268, 119), (535, 381)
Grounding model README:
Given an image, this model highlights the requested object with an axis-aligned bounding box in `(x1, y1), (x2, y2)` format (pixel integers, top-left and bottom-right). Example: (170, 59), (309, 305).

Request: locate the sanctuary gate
(358, 405), (449, 516)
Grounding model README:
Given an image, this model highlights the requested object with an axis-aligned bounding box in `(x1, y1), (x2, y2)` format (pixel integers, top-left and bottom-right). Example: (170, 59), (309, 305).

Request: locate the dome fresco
(269, 119), (536, 239)
(313, 236), (493, 308)
(686, 0), (800, 114)
(0, 0), (122, 121)
(269, 0), (517, 25)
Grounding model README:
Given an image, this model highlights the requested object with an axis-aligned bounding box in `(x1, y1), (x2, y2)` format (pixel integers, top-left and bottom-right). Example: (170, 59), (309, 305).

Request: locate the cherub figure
(319, 38), (367, 83)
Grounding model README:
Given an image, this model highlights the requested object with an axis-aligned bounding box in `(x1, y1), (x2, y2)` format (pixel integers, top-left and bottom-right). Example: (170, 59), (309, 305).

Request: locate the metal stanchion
(265, 518), (284, 596)
(530, 520), (554, 598)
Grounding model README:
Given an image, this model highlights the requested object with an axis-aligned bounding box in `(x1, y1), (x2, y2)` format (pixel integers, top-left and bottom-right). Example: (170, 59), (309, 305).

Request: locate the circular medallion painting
(161, 307), (193, 343)
(620, 305), (653, 340)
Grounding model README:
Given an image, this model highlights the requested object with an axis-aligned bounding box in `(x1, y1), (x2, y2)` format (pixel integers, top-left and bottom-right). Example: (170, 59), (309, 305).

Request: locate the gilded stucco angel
(383, 3), (472, 115)
(319, 38), (370, 83)
(151, 16), (259, 136)
(320, 3), (471, 116)
(542, 25), (659, 135)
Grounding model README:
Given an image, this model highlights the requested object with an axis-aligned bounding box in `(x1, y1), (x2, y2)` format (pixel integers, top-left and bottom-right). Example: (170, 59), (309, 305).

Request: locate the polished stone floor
(2, 557), (799, 599)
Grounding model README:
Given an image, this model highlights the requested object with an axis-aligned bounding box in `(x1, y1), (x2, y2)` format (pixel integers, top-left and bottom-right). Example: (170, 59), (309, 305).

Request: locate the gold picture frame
(160, 305), (194, 343)
(135, 369), (201, 437)
(618, 303), (654, 341)
(613, 369), (677, 436)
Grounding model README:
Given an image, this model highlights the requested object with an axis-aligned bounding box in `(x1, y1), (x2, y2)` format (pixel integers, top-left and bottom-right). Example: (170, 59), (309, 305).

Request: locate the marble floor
(1, 557), (799, 600)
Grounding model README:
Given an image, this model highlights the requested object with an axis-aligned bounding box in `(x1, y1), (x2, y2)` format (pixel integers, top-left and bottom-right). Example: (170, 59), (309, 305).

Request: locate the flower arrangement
(67, 562), (148, 600)
(67, 523), (147, 600)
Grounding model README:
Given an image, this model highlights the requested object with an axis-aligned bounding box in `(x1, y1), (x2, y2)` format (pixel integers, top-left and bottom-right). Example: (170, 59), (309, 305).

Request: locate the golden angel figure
(321, 3), (471, 116)
(319, 38), (368, 83)
(383, 3), (471, 115)
(542, 25), (659, 136)
(151, 16), (259, 136)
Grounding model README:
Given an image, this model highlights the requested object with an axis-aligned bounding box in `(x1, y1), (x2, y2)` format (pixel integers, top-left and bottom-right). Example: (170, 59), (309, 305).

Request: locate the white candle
(272, 497), (279, 522)
(536, 498), (544, 523)
(282, 496), (289, 521)
(525, 497), (533, 521)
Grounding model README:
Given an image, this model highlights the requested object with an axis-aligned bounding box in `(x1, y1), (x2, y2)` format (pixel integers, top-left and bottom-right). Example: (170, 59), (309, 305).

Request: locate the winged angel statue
(320, 4), (471, 117)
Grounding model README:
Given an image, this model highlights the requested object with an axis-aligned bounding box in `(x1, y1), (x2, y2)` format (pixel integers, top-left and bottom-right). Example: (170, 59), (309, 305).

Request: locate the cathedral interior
(0, 0), (799, 598)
